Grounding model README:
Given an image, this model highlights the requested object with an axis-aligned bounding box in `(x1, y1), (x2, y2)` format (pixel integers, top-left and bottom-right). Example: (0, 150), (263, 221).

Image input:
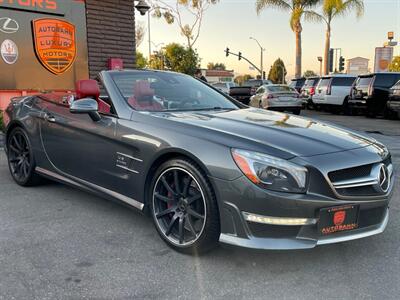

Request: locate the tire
(292, 109), (301, 115)
(342, 97), (352, 115)
(383, 105), (396, 120)
(149, 158), (220, 254)
(6, 127), (43, 186)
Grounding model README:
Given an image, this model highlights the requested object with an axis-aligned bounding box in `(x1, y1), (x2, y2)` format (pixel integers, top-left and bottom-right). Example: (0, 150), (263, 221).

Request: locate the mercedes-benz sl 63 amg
(3, 70), (394, 253)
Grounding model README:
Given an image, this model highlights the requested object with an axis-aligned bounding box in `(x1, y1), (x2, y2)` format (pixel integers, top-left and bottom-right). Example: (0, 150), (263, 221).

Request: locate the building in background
(0, 0), (137, 110)
(200, 69), (234, 83)
(346, 57), (369, 75)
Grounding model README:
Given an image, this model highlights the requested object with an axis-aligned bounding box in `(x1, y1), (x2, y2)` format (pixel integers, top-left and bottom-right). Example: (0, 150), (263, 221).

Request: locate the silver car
(211, 82), (236, 94)
(249, 84), (303, 115)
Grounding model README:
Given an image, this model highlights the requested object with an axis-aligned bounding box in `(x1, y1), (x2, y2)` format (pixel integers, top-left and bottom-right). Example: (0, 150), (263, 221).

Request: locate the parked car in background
(249, 84), (303, 115)
(211, 82), (236, 95)
(387, 80), (400, 119)
(300, 77), (320, 109)
(313, 74), (356, 114)
(229, 79), (272, 105)
(349, 72), (400, 118)
(289, 77), (306, 93)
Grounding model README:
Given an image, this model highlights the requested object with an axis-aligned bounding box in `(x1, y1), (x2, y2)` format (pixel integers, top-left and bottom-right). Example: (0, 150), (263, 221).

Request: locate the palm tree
(256, 0), (321, 78)
(307, 0), (364, 74)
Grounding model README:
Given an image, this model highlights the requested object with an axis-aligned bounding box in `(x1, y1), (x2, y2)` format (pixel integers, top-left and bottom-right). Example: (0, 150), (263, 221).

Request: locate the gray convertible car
(3, 70), (394, 253)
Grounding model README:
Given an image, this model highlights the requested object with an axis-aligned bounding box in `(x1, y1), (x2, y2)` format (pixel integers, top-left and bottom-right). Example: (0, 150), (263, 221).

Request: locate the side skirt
(35, 167), (144, 211)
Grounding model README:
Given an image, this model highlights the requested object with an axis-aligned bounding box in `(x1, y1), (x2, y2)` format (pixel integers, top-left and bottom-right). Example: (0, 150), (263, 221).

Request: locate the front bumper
(214, 174), (390, 250)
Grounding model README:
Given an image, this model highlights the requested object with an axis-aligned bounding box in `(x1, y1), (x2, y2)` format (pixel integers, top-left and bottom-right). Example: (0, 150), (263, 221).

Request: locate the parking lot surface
(0, 111), (399, 299)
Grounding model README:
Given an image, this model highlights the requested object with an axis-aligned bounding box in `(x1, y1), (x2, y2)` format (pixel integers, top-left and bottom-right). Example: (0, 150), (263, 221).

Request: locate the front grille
(328, 158), (393, 198)
(329, 164), (372, 183)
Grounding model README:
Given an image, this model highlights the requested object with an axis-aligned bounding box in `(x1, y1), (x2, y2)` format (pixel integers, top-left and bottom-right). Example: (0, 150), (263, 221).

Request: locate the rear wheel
(292, 109), (301, 115)
(150, 159), (220, 254)
(7, 127), (43, 186)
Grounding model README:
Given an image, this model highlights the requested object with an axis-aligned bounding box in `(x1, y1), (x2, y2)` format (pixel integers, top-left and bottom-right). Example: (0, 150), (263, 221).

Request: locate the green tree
(151, 0), (218, 48)
(256, 0), (320, 78)
(306, 0), (364, 75)
(389, 56), (400, 72)
(162, 43), (200, 75)
(268, 58), (287, 84)
(207, 62), (226, 70)
(234, 74), (254, 86)
(136, 52), (148, 69)
(303, 70), (317, 77)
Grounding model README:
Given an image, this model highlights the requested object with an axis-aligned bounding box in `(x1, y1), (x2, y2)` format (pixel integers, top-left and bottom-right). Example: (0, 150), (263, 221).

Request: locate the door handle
(44, 113), (56, 123)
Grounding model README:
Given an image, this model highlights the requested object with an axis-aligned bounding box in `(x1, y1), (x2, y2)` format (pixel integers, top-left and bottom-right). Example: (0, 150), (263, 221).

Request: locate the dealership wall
(86, 0), (136, 79)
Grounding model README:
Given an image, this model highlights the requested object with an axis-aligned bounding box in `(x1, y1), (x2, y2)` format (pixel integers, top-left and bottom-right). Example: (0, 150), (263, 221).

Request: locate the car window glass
(267, 86), (295, 92)
(357, 77), (373, 86)
(304, 79), (317, 87)
(111, 72), (239, 112)
(332, 77), (356, 86)
(318, 78), (331, 87)
(256, 87), (265, 94)
(374, 74), (400, 87)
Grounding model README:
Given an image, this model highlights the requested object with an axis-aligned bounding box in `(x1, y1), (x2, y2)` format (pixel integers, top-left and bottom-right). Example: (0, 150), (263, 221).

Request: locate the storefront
(0, 0), (137, 110)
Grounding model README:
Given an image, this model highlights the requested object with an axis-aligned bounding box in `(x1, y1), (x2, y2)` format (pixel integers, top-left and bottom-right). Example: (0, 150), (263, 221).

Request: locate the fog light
(243, 212), (317, 226)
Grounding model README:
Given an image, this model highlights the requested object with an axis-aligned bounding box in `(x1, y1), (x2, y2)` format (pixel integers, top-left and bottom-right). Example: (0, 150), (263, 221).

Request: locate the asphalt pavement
(0, 111), (399, 299)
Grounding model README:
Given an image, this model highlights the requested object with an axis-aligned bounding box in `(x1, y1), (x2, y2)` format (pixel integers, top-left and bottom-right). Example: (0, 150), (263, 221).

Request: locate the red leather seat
(75, 79), (111, 114)
(128, 81), (163, 111)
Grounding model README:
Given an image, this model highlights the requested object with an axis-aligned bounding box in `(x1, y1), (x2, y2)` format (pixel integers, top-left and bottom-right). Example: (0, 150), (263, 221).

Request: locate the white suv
(313, 75), (356, 114)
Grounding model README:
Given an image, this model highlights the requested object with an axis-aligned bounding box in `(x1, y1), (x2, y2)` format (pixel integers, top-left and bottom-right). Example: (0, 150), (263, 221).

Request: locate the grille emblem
(374, 164), (390, 194)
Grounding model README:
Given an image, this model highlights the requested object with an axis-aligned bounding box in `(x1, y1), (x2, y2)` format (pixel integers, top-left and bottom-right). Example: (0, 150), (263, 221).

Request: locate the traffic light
(225, 47), (230, 57)
(329, 48), (334, 73)
(339, 56), (345, 72)
(238, 52), (242, 61)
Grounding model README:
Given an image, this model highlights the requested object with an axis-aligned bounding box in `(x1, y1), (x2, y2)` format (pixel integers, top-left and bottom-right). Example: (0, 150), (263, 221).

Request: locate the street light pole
(250, 37), (265, 79)
(318, 56), (323, 76)
(148, 12), (151, 60)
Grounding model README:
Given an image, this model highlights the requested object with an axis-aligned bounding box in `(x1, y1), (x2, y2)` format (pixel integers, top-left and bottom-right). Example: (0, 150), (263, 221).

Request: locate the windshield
(243, 80), (262, 87)
(111, 72), (239, 112)
(267, 85), (296, 93)
(304, 79), (318, 87)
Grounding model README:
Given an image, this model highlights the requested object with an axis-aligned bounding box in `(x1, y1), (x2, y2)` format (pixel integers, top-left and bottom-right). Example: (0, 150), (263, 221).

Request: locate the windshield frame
(109, 70), (244, 113)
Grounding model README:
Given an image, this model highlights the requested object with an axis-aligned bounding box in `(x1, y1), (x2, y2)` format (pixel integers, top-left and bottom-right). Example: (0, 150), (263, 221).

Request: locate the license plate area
(318, 205), (359, 235)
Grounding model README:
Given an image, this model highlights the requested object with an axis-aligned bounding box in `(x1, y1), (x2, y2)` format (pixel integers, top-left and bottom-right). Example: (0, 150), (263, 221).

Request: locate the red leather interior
(128, 81), (163, 111)
(75, 79), (111, 114)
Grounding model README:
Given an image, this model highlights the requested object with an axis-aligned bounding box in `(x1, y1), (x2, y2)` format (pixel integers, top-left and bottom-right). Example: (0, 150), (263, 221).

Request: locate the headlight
(231, 149), (308, 193)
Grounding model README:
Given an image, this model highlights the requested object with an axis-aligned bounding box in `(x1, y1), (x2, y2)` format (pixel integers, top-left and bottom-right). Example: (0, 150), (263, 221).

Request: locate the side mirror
(70, 98), (101, 122)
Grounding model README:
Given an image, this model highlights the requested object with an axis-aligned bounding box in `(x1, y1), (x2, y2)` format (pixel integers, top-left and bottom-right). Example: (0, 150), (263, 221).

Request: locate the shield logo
(32, 18), (76, 75)
(333, 211), (346, 226)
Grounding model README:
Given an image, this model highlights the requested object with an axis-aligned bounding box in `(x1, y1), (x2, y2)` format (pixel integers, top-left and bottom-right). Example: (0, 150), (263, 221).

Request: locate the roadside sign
(374, 47), (393, 73)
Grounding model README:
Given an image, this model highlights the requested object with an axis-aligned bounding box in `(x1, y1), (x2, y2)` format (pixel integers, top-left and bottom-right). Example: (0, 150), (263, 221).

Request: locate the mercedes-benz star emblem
(376, 164), (390, 193)
(0, 17), (19, 34)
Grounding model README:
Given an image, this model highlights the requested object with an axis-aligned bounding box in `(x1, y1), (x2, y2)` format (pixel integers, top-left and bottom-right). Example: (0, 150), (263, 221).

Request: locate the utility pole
(250, 37), (265, 79)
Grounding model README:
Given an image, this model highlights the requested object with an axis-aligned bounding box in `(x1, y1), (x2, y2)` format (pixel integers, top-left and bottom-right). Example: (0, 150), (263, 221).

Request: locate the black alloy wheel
(7, 127), (42, 186)
(150, 159), (220, 253)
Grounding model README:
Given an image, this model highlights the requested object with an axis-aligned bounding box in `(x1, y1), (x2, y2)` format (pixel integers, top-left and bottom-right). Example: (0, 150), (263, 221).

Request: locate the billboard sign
(374, 47), (393, 73)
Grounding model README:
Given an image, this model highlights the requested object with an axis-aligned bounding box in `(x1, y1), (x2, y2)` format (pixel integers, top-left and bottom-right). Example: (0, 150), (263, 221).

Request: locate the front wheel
(150, 159), (220, 254)
(7, 127), (43, 186)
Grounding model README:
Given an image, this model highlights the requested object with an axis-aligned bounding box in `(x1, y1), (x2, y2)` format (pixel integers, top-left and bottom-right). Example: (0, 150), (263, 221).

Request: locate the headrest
(134, 81), (154, 101)
(76, 79), (100, 100)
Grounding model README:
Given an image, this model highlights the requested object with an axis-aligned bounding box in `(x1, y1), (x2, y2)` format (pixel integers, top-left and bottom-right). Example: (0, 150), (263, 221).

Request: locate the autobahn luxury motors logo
(32, 18), (76, 75)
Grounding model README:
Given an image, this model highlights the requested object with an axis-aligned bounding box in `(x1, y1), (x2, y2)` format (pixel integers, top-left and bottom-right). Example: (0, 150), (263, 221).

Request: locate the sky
(137, 0), (400, 78)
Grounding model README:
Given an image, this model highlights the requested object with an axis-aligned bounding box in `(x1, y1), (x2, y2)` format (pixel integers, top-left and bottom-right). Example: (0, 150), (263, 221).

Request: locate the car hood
(149, 108), (379, 158)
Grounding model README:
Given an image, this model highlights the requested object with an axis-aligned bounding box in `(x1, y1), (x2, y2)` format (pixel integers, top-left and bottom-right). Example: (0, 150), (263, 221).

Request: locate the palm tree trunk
(324, 23), (331, 75)
(295, 23), (302, 79)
